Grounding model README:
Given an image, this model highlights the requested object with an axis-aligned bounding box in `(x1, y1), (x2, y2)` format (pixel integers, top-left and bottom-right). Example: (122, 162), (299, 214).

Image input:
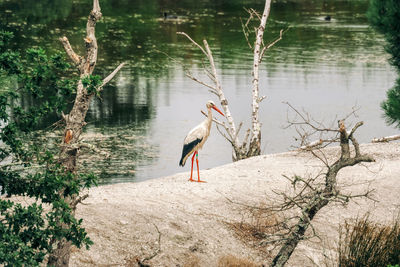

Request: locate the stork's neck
(206, 106), (213, 127)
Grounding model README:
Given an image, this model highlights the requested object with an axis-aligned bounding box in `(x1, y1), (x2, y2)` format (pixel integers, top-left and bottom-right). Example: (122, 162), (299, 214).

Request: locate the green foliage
(0, 201), (48, 266)
(368, 0), (400, 69)
(368, 0), (400, 128)
(81, 74), (102, 97)
(381, 79), (400, 128)
(0, 31), (97, 265)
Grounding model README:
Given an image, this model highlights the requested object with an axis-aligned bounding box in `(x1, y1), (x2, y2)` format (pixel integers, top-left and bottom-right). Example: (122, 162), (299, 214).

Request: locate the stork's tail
(179, 138), (202, 167)
(179, 147), (188, 167)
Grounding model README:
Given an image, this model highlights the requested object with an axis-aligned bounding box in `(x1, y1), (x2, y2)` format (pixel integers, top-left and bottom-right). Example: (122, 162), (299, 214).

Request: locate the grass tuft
(339, 216), (400, 267)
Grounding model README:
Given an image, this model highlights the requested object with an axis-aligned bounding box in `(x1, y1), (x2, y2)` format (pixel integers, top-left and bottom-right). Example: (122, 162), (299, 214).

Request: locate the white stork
(179, 100), (224, 182)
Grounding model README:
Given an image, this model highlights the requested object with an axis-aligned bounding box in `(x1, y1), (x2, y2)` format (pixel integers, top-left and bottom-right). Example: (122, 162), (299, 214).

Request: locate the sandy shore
(70, 143), (400, 266)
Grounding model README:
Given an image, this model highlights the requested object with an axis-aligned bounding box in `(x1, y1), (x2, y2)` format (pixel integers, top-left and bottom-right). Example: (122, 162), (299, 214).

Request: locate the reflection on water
(80, 123), (158, 184)
(0, 0), (397, 184)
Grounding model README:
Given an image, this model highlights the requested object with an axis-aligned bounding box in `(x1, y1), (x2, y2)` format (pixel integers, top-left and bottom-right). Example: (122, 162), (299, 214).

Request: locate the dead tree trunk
(269, 107), (375, 267)
(47, 1), (124, 266)
(247, 0), (271, 157)
(178, 0), (284, 161)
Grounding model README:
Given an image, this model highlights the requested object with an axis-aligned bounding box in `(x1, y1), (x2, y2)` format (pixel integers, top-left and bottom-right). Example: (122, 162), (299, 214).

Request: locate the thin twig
(260, 28), (287, 61)
(142, 223), (162, 262)
(177, 32), (208, 57)
(186, 73), (217, 91)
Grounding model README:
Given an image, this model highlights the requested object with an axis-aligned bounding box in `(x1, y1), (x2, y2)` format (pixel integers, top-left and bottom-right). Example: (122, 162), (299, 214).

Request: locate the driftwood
(48, 0), (124, 265)
(298, 139), (323, 151)
(371, 134), (400, 143)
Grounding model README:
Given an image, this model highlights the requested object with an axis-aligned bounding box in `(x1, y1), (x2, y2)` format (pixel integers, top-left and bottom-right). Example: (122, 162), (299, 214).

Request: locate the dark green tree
(0, 0), (124, 264)
(368, 0), (400, 127)
(0, 30), (96, 266)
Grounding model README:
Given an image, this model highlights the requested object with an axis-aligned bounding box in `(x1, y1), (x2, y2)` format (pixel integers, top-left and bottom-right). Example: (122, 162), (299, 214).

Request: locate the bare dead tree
(47, 0), (125, 265)
(263, 104), (375, 267)
(177, 0), (284, 161)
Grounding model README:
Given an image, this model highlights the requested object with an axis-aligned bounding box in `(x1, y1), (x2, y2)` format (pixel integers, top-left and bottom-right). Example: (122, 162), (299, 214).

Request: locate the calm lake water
(1, 0), (397, 184)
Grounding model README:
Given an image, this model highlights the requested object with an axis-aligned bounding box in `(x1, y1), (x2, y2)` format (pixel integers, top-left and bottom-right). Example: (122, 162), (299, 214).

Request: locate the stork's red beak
(212, 106), (224, 116)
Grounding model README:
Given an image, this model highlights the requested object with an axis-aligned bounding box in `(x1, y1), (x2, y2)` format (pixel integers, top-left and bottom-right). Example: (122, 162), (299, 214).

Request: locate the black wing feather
(179, 138), (202, 166)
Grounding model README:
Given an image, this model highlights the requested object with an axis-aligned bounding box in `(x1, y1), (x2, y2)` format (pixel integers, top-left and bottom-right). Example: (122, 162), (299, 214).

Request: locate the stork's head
(206, 100), (224, 116)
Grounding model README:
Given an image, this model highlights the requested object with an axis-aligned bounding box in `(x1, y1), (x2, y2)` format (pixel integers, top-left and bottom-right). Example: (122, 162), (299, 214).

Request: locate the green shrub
(368, 0), (400, 128)
(0, 30), (96, 266)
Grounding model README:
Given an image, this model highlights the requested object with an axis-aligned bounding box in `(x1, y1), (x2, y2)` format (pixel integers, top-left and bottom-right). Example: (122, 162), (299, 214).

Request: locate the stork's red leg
(189, 152), (196, 182)
(195, 151), (206, 183)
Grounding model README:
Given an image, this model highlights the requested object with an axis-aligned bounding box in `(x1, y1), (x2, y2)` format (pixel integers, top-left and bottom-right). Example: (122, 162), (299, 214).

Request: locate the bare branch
(92, 0), (100, 12)
(59, 37), (82, 65)
(284, 102), (338, 133)
(201, 110), (236, 142)
(258, 95), (267, 103)
(342, 105), (361, 121)
(177, 32), (208, 57)
(337, 188), (377, 203)
(298, 139), (323, 151)
(310, 148), (330, 167)
(260, 28), (286, 61)
(348, 121), (364, 138)
(141, 223), (162, 262)
(201, 39), (240, 146)
(350, 135), (361, 157)
(203, 66), (217, 83)
(61, 111), (68, 122)
(250, 8), (262, 21)
(200, 111), (227, 132)
(208, 89), (219, 96)
(203, 40), (218, 81)
(71, 194), (89, 209)
(234, 121), (243, 140)
(216, 124), (234, 145)
(98, 62), (126, 91)
(242, 128), (251, 148)
(240, 15), (253, 49)
(83, 0), (102, 74)
(186, 73), (217, 92)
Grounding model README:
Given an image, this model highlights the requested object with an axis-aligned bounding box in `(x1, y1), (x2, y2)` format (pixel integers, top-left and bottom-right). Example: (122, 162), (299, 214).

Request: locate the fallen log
(371, 134), (400, 143)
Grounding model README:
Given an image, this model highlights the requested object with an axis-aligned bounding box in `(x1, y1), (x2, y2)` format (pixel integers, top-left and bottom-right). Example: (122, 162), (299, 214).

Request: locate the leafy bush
(0, 31), (96, 266)
(82, 74), (102, 96)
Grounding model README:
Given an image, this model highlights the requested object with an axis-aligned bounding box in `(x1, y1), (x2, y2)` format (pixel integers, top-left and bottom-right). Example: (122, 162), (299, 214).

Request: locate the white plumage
(179, 100), (224, 182)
